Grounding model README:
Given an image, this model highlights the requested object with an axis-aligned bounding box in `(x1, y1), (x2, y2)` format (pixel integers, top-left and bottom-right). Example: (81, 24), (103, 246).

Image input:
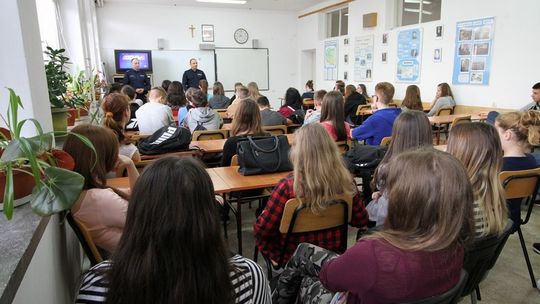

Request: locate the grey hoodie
(184, 107), (223, 133)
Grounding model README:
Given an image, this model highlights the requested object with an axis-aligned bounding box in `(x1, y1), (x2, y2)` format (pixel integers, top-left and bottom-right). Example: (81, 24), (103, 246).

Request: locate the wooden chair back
(302, 98), (314, 106)
(66, 212), (103, 266)
(388, 102), (398, 108)
(500, 168), (540, 200)
(230, 154), (239, 166)
(355, 105), (372, 116)
(263, 125), (288, 135)
(449, 115), (471, 131)
(192, 129), (229, 141)
(380, 136), (392, 147)
(435, 107), (454, 116)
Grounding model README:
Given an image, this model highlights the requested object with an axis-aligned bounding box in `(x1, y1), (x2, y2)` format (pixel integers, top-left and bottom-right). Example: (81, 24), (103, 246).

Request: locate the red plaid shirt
(253, 175), (368, 264)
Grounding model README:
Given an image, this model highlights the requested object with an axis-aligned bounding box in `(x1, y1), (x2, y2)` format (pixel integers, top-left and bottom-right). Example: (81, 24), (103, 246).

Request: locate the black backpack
(138, 126), (192, 155)
(289, 109), (305, 125)
(343, 144), (387, 174)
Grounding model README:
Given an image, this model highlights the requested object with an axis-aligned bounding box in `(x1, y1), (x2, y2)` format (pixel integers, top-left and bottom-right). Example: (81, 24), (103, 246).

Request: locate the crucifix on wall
(189, 25), (196, 38)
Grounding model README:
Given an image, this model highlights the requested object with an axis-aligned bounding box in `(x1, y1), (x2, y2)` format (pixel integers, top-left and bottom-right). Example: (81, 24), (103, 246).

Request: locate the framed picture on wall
(201, 24), (214, 42)
(434, 48), (442, 62)
(436, 25), (443, 39)
(382, 52), (387, 63)
(382, 33), (388, 45)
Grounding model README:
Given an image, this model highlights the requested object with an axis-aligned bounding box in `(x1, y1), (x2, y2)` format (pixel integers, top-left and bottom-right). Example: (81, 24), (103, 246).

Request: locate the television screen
(114, 50), (153, 73)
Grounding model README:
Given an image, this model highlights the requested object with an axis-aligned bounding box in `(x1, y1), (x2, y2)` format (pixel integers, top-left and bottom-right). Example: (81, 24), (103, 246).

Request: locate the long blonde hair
(247, 82), (262, 100)
(447, 122), (507, 236)
(291, 124), (354, 212)
(496, 110), (540, 147)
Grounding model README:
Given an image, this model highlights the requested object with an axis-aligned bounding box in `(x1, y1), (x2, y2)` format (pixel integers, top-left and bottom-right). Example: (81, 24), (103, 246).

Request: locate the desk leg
(436, 124), (441, 145)
(236, 196), (243, 255)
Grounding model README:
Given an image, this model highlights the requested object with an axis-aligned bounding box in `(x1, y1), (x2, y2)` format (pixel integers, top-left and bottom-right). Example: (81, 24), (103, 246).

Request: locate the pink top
(320, 120), (351, 141)
(72, 188), (128, 253)
(278, 106), (295, 118)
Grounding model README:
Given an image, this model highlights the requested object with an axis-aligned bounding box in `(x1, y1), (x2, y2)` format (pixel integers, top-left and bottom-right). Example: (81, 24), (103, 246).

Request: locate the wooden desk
(221, 123), (232, 130)
(190, 134), (295, 154)
(428, 114), (485, 125)
(434, 145), (447, 151)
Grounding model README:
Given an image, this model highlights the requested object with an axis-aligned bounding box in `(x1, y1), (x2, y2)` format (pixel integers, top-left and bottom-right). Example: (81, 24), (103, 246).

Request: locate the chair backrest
(380, 136), (392, 147)
(388, 102), (398, 108)
(262, 125), (288, 135)
(449, 115), (471, 131)
(192, 129), (229, 141)
(335, 140), (351, 154)
(435, 107), (454, 116)
(461, 221), (513, 298)
(66, 212), (103, 266)
(402, 269), (468, 304)
(230, 154), (239, 166)
(500, 167), (540, 224)
(356, 105), (372, 116)
(302, 98), (314, 105)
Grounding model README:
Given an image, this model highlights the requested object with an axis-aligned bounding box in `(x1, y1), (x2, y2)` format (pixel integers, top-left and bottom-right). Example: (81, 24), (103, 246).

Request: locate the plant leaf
(18, 137), (42, 188)
(2, 163), (14, 220)
(0, 139), (23, 161)
(30, 167), (84, 216)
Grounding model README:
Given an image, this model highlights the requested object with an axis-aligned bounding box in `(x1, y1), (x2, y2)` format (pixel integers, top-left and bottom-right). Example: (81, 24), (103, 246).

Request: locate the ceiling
(102, 0), (330, 12)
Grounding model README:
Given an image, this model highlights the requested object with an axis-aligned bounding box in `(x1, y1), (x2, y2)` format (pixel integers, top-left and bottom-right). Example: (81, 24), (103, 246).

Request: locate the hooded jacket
(184, 107), (223, 133)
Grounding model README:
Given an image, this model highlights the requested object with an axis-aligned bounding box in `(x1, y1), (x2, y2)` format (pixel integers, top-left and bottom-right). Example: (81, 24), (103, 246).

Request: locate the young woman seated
(274, 149), (474, 304)
(401, 85), (424, 112)
(319, 91), (351, 141)
(253, 123), (368, 265)
(77, 157), (271, 303)
(278, 87), (303, 123)
(427, 82), (455, 117)
(447, 122), (508, 237)
(64, 124), (139, 254)
(343, 84), (367, 124)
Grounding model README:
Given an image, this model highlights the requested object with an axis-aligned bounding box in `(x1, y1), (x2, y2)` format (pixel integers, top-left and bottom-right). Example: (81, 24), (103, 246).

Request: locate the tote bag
(236, 135), (293, 176)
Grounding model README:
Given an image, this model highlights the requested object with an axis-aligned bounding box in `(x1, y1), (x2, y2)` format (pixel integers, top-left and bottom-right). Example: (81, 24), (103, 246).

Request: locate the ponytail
(101, 93), (130, 145)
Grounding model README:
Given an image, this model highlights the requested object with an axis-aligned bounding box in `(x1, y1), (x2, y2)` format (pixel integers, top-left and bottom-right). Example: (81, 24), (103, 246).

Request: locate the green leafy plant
(0, 88), (95, 220)
(44, 47), (70, 108)
(66, 71), (91, 109)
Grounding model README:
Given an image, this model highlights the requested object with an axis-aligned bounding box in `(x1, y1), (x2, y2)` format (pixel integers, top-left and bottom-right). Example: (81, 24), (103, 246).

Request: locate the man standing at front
(520, 82), (540, 111)
(123, 58), (151, 102)
(182, 58), (207, 90)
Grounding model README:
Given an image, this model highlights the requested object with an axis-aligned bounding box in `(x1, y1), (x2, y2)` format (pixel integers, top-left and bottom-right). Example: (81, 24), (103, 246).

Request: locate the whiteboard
(214, 48), (269, 92)
(152, 50), (216, 88)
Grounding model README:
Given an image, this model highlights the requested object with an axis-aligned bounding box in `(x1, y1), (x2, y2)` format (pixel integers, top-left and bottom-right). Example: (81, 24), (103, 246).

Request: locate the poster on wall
(353, 35), (374, 82)
(396, 28), (422, 82)
(324, 40), (339, 80)
(452, 17), (495, 85)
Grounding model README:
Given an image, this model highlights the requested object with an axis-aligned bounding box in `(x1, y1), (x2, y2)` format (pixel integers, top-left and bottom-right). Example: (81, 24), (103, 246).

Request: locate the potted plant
(44, 47), (71, 132)
(66, 71), (91, 125)
(0, 88), (94, 220)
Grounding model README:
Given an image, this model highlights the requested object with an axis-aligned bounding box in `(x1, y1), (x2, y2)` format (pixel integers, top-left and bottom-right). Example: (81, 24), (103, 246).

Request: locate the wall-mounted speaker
(157, 38), (166, 50)
(252, 39), (259, 49)
(363, 13), (378, 28)
(199, 43), (215, 50)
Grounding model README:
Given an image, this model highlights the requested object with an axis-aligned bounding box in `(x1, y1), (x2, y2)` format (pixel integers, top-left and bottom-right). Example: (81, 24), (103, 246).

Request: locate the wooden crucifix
(189, 25), (196, 38)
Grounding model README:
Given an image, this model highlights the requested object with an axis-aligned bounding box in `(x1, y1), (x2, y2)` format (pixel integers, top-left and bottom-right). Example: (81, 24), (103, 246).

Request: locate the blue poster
(452, 17), (495, 85)
(324, 40), (339, 81)
(396, 28), (422, 82)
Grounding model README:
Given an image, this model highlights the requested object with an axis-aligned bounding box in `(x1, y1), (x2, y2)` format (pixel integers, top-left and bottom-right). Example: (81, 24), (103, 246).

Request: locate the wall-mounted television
(114, 50), (153, 73)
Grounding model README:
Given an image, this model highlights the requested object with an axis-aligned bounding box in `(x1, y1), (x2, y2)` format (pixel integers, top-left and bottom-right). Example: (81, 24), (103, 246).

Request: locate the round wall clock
(234, 28), (249, 44)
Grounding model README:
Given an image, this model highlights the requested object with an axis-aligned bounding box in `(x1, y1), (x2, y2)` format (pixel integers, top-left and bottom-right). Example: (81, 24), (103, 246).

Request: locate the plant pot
(51, 107), (68, 133)
(0, 170), (35, 210)
(67, 108), (77, 126)
(79, 106), (89, 117)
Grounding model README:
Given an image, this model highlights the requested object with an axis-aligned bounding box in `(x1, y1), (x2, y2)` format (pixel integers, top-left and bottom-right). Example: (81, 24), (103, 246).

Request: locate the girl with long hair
(319, 91), (351, 141)
(447, 122), (508, 237)
(274, 149), (474, 304)
(166, 81), (188, 123)
(427, 82), (455, 116)
(278, 87), (303, 120)
(343, 84), (367, 124)
(101, 93), (141, 163)
(64, 124), (138, 254)
(254, 123), (368, 265)
(77, 157), (271, 304)
(356, 83), (369, 101)
(209, 81), (231, 109)
(301, 80), (315, 100)
(401, 85), (424, 112)
(248, 81), (263, 101)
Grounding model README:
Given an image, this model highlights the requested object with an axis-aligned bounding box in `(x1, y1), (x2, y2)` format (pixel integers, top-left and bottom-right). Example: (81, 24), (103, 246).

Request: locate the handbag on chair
(236, 135), (293, 176)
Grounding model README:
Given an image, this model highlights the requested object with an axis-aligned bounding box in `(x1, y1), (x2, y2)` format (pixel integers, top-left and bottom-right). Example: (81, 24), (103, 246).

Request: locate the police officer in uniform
(182, 58), (207, 90)
(123, 58), (151, 102)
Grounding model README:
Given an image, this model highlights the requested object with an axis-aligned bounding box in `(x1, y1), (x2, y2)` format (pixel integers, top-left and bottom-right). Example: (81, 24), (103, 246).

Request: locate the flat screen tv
(114, 50), (153, 73)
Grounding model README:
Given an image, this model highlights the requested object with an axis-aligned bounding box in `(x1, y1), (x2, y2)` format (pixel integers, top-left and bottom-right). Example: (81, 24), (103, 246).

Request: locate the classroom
(1, 0), (540, 303)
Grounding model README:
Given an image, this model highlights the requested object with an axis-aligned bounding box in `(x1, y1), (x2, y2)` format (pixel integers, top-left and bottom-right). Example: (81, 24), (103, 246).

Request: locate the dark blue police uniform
(123, 69), (151, 101)
(182, 69), (207, 89)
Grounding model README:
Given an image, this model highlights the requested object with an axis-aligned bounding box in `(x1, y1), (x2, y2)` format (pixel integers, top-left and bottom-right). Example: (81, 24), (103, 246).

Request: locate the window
(397, 0), (441, 27)
(36, 0), (59, 57)
(326, 7), (348, 38)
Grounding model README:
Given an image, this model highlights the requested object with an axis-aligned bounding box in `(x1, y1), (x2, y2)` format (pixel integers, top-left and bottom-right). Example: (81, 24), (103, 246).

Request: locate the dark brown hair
(102, 93), (130, 144)
(402, 85), (423, 111)
(121, 85), (136, 100)
(305, 80), (314, 90)
(231, 99), (265, 136)
(167, 81), (187, 107)
(438, 82), (454, 98)
(213, 82), (225, 96)
(344, 84), (356, 98)
(190, 89), (207, 107)
(320, 91), (347, 141)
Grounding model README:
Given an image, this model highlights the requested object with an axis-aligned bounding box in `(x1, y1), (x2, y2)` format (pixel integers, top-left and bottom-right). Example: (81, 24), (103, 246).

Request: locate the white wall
(298, 0), (540, 110)
(96, 3), (298, 108)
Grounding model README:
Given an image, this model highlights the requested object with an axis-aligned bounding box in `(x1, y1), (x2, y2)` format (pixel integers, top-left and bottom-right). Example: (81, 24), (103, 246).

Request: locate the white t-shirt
(119, 143), (138, 159)
(135, 102), (174, 135)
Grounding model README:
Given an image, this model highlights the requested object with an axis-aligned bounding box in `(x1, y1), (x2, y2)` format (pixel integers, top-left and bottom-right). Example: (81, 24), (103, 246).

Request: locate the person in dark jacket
(344, 84), (367, 124)
(182, 58), (207, 90)
(122, 58), (151, 102)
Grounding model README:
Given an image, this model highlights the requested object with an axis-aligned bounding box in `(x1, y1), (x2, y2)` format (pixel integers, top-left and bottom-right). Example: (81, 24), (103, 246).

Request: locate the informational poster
(396, 28), (422, 82)
(452, 17), (495, 85)
(353, 35), (374, 82)
(324, 40), (338, 80)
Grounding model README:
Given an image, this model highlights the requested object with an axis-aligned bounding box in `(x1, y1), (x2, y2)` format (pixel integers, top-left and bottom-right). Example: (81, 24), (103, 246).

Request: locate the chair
(435, 107), (454, 116)
(260, 196), (353, 278)
(449, 115), (471, 130)
(461, 221), (513, 303)
(66, 212), (103, 266)
(192, 129), (229, 141)
(355, 105), (372, 125)
(500, 168), (540, 288)
(336, 140), (351, 154)
(432, 107), (455, 144)
(403, 269), (468, 304)
(388, 102), (398, 108)
(380, 136), (392, 147)
(263, 125), (288, 135)
(302, 98), (314, 110)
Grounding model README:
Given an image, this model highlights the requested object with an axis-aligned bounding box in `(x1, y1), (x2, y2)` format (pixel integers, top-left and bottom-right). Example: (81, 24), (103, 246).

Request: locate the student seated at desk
(254, 124), (368, 265)
(274, 149), (473, 304)
(426, 82), (455, 117)
(350, 82), (401, 145)
(401, 85), (424, 112)
(344, 84), (367, 124)
(120, 85), (142, 131)
(209, 81), (231, 109)
(167, 81), (188, 123)
(77, 157), (271, 304)
(447, 123), (507, 238)
(257, 96), (287, 126)
(184, 89), (222, 133)
(135, 87), (175, 135)
(304, 89), (326, 125)
(301, 79), (315, 100)
(222, 99), (269, 166)
(519, 82), (540, 112)
(278, 87), (304, 124)
(495, 111), (540, 231)
(320, 91), (351, 141)
(248, 81), (264, 101)
(102, 93), (141, 163)
(64, 124), (139, 254)
(226, 86), (249, 119)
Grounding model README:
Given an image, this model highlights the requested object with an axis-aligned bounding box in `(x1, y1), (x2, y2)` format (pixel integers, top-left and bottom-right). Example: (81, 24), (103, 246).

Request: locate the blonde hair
(231, 99), (264, 136)
(291, 124), (354, 213)
(149, 87), (167, 104)
(447, 122), (507, 236)
(496, 111), (540, 146)
(247, 82), (262, 100)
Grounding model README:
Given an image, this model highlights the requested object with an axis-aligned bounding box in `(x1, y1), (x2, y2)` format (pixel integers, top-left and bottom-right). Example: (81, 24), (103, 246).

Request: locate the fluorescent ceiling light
(196, 0), (247, 4)
(404, 0), (432, 4)
(404, 8), (432, 15)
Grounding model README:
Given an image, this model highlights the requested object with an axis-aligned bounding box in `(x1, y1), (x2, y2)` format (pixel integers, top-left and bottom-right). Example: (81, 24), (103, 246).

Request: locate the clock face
(234, 28), (249, 44)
